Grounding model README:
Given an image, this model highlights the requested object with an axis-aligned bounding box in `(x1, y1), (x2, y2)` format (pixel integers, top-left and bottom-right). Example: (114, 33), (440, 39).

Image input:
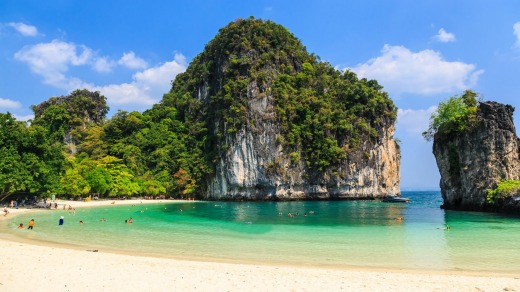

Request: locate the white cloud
(13, 114), (34, 122)
(93, 57), (116, 73)
(351, 45), (484, 96)
(0, 98), (22, 109)
(118, 51), (148, 69)
(93, 54), (187, 106)
(397, 107), (437, 136)
(7, 22), (38, 37)
(14, 39), (187, 110)
(433, 28), (456, 42)
(14, 39), (93, 88)
(514, 22), (520, 48)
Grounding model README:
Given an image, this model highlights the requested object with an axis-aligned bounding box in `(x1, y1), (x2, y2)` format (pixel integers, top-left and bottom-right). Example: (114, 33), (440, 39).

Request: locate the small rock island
(426, 91), (520, 213)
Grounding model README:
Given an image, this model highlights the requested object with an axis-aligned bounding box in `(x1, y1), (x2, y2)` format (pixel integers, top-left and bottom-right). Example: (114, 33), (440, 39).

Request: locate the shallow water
(3, 191), (520, 272)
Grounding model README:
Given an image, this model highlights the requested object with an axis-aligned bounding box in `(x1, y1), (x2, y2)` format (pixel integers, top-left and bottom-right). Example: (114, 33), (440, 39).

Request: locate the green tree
(422, 90), (479, 141)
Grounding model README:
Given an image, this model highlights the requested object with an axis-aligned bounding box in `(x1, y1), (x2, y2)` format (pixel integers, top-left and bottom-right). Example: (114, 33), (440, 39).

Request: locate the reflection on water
(2, 191), (520, 272)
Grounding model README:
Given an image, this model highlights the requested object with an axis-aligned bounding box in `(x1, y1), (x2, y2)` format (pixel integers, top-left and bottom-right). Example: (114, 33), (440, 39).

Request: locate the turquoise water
(2, 191), (520, 272)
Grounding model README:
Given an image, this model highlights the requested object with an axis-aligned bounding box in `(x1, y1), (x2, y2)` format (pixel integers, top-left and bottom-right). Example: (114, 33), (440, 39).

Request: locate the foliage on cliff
(423, 90), (478, 141)
(486, 180), (520, 203)
(158, 17), (396, 178)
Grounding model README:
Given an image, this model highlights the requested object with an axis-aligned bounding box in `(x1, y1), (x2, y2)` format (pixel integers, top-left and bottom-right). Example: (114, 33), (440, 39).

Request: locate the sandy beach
(1, 200), (519, 291)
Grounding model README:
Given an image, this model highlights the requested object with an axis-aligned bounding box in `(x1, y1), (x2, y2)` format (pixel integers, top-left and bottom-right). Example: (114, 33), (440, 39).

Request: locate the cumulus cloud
(396, 107), (437, 136)
(93, 57), (116, 73)
(514, 22), (520, 48)
(118, 51), (148, 69)
(351, 45), (484, 96)
(14, 39), (187, 110)
(14, 40), (93, 88)
(13, 114), (34, 122)
(0, 98), (22, 109)
(433, 28), (456, 42)
(7, 22), (38, 36)
(93, 54), (187, 106)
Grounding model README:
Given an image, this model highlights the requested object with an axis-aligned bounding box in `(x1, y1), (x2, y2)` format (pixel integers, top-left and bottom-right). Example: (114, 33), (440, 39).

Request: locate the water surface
(2, 191), (520, 272)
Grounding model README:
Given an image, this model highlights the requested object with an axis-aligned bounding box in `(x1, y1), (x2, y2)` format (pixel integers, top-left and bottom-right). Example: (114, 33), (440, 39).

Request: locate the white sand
(1, 200), (519, 291)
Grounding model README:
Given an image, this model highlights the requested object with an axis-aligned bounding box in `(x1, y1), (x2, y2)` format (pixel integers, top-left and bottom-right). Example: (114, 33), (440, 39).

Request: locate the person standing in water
(59, 216), (64, 226)
(27, 219), (34, 230)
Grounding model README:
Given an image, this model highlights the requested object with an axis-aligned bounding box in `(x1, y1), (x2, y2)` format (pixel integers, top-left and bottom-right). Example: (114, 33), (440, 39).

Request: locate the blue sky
(2, 0), (520, 190)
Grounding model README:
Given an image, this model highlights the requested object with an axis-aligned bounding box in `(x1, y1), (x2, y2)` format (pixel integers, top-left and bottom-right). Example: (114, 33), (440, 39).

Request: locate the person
(128, 218), (133, 223)
(79, 220), (83, 224)
(100, 218), (105, 222)
(18, 223), (24, 229)
(28, 219), (34, 230)
(3, 207), (9, 217)
(59, 216), (64, 226)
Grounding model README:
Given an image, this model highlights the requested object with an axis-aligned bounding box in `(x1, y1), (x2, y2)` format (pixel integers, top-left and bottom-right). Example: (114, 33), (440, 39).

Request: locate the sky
(2, 0), (520, 190)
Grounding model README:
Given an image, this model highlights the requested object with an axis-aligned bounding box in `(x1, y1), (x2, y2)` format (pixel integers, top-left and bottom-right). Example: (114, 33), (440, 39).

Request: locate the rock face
(162, 18), (401, 200)
(207, 86), (400, 200)
(433, 101), (520, 212)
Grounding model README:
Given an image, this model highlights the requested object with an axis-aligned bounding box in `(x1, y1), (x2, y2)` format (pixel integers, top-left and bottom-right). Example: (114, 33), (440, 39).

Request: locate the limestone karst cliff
(433, 101), (520, 212)
(158, 18), (400, 199)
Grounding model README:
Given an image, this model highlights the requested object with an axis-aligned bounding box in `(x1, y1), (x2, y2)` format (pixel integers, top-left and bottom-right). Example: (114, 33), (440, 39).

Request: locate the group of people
(17, 219), (35, 229)
(278, 211), (314, 218)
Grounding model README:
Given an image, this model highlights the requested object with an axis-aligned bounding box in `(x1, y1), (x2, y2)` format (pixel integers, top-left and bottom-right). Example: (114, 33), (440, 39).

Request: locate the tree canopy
(422, 90), (479, 141)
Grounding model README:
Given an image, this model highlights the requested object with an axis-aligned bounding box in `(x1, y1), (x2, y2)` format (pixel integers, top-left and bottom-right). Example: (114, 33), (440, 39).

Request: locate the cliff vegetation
(428, 91), (520, 213)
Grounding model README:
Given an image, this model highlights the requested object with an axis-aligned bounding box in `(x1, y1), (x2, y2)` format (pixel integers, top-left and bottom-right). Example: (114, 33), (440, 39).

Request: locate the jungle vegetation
(1, 18), (396, 201)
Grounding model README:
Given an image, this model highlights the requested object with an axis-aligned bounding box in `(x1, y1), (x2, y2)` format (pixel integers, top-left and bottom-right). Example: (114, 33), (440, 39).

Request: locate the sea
(2, 191), (520, 273)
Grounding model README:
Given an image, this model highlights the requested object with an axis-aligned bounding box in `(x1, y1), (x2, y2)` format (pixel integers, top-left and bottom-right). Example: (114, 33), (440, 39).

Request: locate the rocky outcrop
(207, 82), (400, 200)
(162, 18), (401, 200)
(433, 101), (520, 212)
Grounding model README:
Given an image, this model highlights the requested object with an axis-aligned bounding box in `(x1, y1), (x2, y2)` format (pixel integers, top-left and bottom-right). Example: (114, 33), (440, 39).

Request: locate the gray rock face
(206, 83), (401, 200)
(433, 101), (520, 212)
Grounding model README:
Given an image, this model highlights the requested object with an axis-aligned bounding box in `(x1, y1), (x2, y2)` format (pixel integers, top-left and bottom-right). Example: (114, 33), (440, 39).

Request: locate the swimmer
(18, 223), (24, 229)
(100, 218), (105, 222)
(128, 218), (133, 223)
(79, 220), (83, 224)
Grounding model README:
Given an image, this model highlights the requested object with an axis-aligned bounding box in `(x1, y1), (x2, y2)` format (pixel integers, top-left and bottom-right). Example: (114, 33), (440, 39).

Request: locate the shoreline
(1, 200), (520, 290)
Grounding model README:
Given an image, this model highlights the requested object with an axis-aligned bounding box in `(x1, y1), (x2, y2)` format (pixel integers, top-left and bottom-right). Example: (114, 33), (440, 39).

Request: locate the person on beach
(28, 219), (34, 230)
(3, 207), (9, 216)
(18, 223), (24, 229)
(59, 216), (64, 226)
